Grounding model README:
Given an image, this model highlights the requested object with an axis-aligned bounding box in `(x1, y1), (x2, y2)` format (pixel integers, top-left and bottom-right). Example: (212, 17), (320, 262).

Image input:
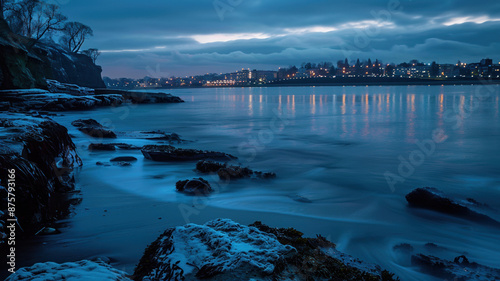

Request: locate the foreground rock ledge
(134, 218), (399, 281)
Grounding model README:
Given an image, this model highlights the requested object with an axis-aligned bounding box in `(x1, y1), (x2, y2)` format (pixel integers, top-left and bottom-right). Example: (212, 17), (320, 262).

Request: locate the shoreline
(110, 78), (500, 90)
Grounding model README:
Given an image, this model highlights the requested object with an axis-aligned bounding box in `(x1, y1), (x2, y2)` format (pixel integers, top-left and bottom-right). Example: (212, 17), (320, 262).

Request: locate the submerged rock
(88, 143), (116, 151)
(405, 187), (500, 226)
(141, 145), (236, 162)
(71, 119), (117, 138)
(411, 254), (500, 281)
(5, 260), (132, 281)
(110, 156), (137, 162)
(196, 160), (276, 180)
(134, 219), (399, 281)
(175, 178), (212, 195)
(140, 131), (185, 143)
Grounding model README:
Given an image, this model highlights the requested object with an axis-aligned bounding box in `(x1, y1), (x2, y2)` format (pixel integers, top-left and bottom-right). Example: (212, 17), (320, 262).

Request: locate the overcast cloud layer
(57, 0), (500, 78)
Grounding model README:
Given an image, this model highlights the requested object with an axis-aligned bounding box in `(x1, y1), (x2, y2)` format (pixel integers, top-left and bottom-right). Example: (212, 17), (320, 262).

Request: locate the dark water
(17, 85), (500, 280)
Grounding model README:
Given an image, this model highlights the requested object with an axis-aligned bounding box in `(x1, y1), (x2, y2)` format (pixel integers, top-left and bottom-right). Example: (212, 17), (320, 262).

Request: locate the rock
(411, 254), (500, 281)
(71, 119), (117, 138)
(0, 115), (81, 235)
(405, 187), (500, 226)
(113, 143), (141, 150)
(254, 171), (277, 179)
(94, 89), (184, 103)
(134, 219), (399, 281)
(175, 178), (212, 195)
(110, 156), (137, 162)
(96, 161), (111, 166)
(46, 79), (94, 95)
(393, 243), (414, 253)
(114, 161), (132, 167)
(141, 131), (185, 143)
(5, 260), (132, 281)
(88, 143), (116, 151)
(141, 145), (236, 162)
(196, 160), (276, 180)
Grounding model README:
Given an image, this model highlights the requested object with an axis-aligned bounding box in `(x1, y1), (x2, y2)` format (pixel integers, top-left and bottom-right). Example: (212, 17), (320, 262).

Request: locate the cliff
(0, 19), (105, 90)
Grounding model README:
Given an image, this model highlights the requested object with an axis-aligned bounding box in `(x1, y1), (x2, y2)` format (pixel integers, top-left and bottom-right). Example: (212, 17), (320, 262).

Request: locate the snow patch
(142, 218), (295, 280)
(5, 260), (132, 281)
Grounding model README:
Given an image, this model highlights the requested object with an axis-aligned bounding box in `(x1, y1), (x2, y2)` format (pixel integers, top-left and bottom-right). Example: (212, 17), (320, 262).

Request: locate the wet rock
(411, 254), (500, 281)
(110, 156), (137, 162)
(0, 115), (81, 235)
(71, 119), (116, 138)
(195, 160), (226, 173)
(88, 143), (116, 151)
(405, 187), (500, 226)
(112, 143), (141, 150)
(94, 89), (184, 104)
(393, 243), (414, 253)
(196, 160), (276, 180)
(5, 260), (132, 281)
(0, 90), (123, 111)
(96, 161), (111, 166)
(134, 219), (399, 281)
(140, 131), (185, 143)
(141, 145), (236, 162)
(175, 178), (212, 195)
(114, 161), (132, 167)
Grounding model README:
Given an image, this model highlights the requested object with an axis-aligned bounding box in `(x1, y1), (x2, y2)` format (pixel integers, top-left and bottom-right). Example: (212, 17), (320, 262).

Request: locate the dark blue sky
(58, 0), (500, 78)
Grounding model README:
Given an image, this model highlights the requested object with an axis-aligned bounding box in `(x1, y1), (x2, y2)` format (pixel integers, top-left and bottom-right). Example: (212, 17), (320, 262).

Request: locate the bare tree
(80, 48), (100, 63)
(32, 3), (66, 40)
(59, 21), (93, 53)
(7, 0), (41, 37)
(4, 0), (65, 40)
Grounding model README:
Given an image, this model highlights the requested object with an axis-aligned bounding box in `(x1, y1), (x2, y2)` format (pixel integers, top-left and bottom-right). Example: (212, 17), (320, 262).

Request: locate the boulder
(110, 156), (137, 162)
(411, 254), (500, 281)
(141, 145), (236, 162)
(0, 115), (81, 236)
(5, 260), (132, 281)
(88, 143), (116, 151)
(71, 119), (117, 138)
(405, 187), (499, 226)
(134, 219), (398, 281)
(175, 178), (212, 195)
(196, 160), (276, 180)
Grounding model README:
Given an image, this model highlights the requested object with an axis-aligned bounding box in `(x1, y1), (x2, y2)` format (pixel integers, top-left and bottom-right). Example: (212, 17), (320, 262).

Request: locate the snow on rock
(0, 89), (123, 111)
(135, 218), (296, 280)
(135, 219), (399, 281)
(5, 260), (132, 281)
(46, 79), (95, 96)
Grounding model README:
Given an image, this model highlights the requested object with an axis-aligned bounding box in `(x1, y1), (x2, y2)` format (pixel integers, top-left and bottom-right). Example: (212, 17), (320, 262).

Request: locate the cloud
(56, 0), (500, 77)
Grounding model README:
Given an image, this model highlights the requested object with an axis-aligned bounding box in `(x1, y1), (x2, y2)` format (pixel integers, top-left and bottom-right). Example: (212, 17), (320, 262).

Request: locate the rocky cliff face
(0, 19), (105, 90)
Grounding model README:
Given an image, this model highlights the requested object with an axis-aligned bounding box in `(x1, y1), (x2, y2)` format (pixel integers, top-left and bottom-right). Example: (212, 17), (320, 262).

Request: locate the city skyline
(57, 0), (500, 78)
